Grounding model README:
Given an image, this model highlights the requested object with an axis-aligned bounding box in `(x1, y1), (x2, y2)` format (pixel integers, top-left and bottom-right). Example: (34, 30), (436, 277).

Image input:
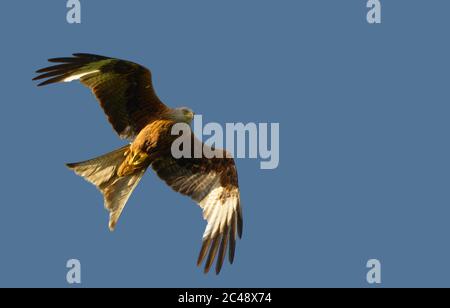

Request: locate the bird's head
(171, 107), (195, 124)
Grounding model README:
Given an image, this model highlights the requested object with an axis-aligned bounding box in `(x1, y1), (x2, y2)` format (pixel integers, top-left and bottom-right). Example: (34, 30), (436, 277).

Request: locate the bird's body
(34, 53), (243, 274)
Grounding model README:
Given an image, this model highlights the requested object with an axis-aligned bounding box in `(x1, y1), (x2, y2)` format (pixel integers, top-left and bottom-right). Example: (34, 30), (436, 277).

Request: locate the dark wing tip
(228, 213), (237, 264)
(197, 238), (211, 267)
(237, 207), (243, 239)
(34, 53), (111, 86)
(72, 53), (110, 59)
(35, 77), (65, 87)
(204, 236), (220, 274)
(48, 57), (80, 63)
(215, 225), (229, 275)
(197, 193), (242, 274)
(48, 53), (107, 63)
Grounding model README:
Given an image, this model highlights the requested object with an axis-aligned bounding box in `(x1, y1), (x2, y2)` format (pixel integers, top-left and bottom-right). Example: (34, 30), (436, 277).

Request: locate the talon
(132, 152), (148, 165)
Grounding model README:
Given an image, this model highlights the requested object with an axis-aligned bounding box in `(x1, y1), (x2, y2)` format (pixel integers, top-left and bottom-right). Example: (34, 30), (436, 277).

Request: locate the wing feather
(216, 223), (229, 274)
(34, 53), (169, 139)
(151, 145), (242, 274)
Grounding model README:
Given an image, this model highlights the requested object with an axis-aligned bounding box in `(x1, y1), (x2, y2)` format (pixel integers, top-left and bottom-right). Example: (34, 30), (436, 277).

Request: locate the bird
(33, 53), (243, 274)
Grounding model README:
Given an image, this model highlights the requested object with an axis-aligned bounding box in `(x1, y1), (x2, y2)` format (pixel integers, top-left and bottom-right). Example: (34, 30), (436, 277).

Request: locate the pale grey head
(170, 107), (195, 123)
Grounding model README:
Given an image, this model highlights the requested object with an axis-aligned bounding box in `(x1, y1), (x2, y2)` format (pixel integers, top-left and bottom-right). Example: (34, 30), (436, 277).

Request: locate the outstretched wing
(33, 53), (169, 139)
(151, 137), (243, 275)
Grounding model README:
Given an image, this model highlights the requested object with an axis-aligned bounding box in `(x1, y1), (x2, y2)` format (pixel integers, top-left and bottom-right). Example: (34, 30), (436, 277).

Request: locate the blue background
(0, 0), (448, 287)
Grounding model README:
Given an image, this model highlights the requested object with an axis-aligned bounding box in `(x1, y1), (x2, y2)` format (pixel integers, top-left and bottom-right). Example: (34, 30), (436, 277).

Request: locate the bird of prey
(33, 53), (243, 274)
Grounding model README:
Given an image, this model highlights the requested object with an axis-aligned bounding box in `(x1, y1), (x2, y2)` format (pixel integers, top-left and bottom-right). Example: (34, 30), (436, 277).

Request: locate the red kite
(33, 53), (243, 274)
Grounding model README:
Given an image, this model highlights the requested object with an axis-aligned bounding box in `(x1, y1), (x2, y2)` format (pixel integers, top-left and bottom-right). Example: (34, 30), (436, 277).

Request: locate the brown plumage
(34, 53), (169, 139)
(34, 53), (243, 274)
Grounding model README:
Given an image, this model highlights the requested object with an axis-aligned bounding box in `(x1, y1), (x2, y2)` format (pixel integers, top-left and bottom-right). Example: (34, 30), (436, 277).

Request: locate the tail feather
(66, 145), (129, 188)
(103, 168), (146, 231)
(66, 145), (147, 231)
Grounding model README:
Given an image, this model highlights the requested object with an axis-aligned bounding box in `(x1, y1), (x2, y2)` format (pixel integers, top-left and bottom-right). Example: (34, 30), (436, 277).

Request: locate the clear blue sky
(0, 0), (449, 287)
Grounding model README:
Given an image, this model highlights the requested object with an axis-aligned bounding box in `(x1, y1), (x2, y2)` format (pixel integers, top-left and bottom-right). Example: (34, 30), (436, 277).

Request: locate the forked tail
(66, 145), (148, 231)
